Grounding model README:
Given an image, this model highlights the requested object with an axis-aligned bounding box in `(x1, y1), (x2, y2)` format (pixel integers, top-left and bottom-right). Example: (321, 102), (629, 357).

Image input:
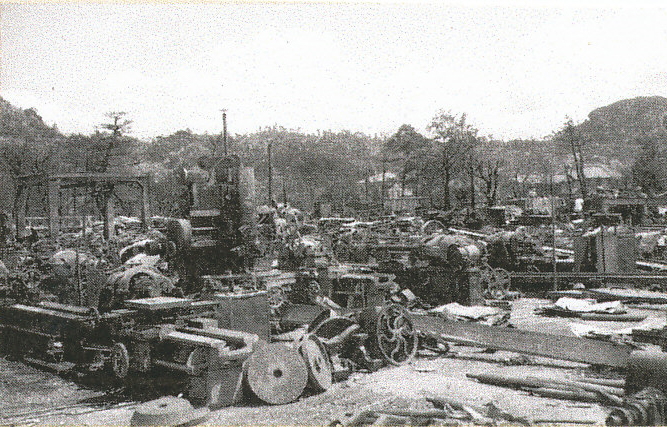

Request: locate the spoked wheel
(374, 304), (418, 365)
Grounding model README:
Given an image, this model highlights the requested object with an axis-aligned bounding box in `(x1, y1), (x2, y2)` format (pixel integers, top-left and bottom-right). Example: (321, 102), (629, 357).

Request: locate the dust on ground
(1, 297), (657, 426)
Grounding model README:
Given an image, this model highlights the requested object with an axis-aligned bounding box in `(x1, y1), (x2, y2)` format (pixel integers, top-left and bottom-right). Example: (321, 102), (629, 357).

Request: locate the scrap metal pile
(7, 164), (667, 426)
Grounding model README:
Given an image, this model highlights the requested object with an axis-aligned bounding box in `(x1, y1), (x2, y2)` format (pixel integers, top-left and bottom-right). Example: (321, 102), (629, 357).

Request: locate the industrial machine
(166, 155), (259, 286)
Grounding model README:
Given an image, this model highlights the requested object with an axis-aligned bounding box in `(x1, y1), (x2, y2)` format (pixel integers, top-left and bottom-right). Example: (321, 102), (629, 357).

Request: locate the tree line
(2, 96), (666, 222)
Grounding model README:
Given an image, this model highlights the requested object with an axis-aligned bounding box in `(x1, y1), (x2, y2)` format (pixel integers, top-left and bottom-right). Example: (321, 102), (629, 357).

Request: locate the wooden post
(48, 179), (61, 238)
(14, 184), (27, 238)
(104, 189), (114, 240)
(140, 176), (150, 231)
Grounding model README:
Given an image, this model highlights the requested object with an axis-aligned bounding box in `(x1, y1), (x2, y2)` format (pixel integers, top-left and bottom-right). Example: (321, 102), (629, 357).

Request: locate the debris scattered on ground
(429, 302), (510, 326)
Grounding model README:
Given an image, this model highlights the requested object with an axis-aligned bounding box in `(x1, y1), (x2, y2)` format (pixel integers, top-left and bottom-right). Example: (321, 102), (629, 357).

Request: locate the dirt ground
(0, 298), (661, 426)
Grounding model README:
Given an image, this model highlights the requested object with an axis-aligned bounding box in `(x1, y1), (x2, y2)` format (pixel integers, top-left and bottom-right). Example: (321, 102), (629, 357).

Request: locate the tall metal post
(221, 109), (228, 155)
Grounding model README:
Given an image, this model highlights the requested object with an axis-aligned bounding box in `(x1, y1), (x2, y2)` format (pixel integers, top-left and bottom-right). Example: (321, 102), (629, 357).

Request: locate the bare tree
(474, 150), (505, 207)
(557, 118), (587, 200)
(94, 111), (132, 173)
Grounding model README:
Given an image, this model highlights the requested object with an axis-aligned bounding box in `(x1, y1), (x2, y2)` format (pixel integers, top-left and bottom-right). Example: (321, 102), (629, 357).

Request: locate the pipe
(573, 376), (625, 388)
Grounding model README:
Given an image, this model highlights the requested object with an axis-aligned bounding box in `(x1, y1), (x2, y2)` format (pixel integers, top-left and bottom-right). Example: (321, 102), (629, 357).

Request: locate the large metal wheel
(298, 334), (333, 391)
(375, 304), (418, 365)
(111, 342), (130, 379)
(246, 342), (308, 405)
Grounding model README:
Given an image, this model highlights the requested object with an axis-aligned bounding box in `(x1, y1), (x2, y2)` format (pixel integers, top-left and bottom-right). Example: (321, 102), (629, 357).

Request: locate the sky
(1, 1), (666, 141)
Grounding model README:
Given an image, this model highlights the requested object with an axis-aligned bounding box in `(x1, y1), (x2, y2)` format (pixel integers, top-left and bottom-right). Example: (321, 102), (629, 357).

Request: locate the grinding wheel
(298, 334), (333, 391)
(246, 342), (308, 405)
(111, 342), (130, 379)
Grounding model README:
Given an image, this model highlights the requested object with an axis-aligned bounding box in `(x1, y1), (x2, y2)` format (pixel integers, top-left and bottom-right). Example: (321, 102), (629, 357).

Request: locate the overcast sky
(2, 1), (666, 140)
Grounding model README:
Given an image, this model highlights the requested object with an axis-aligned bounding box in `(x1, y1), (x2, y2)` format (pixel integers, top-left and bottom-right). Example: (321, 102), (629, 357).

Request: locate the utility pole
(221, 109), (228, 155)
(381, 153), (387, 215)
(268, 140), (273, 205)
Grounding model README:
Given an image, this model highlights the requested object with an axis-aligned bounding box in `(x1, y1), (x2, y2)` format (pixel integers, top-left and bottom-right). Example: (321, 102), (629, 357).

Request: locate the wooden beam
(104, 192), (114, 240)
(47, 179), (60, 238)
(411, 313), (632, 368)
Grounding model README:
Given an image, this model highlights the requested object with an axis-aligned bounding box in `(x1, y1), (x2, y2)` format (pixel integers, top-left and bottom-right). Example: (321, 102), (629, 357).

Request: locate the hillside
(0, 96), (61, 142)
(574, 96), (667, 164)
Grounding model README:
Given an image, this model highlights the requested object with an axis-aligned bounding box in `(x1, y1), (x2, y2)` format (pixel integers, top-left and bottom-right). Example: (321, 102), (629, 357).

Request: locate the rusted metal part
(574, 376), (626, 389)
(246, 341), (308, 405)
(425, 395), (529, 425)
(411, 313), (633, 367)
(531, 387), (623, 405)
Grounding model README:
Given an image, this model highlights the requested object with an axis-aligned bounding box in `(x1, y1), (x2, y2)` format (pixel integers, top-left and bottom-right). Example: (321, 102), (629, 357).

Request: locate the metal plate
(246, 342), (308, 405)
(298, 334), (333, 391)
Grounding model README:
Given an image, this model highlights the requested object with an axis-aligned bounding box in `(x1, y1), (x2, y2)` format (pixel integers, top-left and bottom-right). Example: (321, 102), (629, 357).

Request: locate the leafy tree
(0, 100), (62, 230)
(632, 130), (667, 196)
(95, 111), (133, 173)
(384, 124), (431, 199)
(427, 111), (479, 210)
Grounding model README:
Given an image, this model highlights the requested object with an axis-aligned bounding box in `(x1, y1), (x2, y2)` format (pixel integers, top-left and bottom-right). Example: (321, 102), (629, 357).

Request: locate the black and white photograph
(1, 1), (667, 425)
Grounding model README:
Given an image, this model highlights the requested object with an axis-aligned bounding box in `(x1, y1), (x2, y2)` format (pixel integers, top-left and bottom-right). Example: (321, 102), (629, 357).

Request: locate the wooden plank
(411, 313), (632, 368)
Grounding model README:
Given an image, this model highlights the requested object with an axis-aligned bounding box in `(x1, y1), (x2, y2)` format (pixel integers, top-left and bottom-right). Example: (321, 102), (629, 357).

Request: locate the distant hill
(0, 96), (61, 141)
(574, 96), (667, 164)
